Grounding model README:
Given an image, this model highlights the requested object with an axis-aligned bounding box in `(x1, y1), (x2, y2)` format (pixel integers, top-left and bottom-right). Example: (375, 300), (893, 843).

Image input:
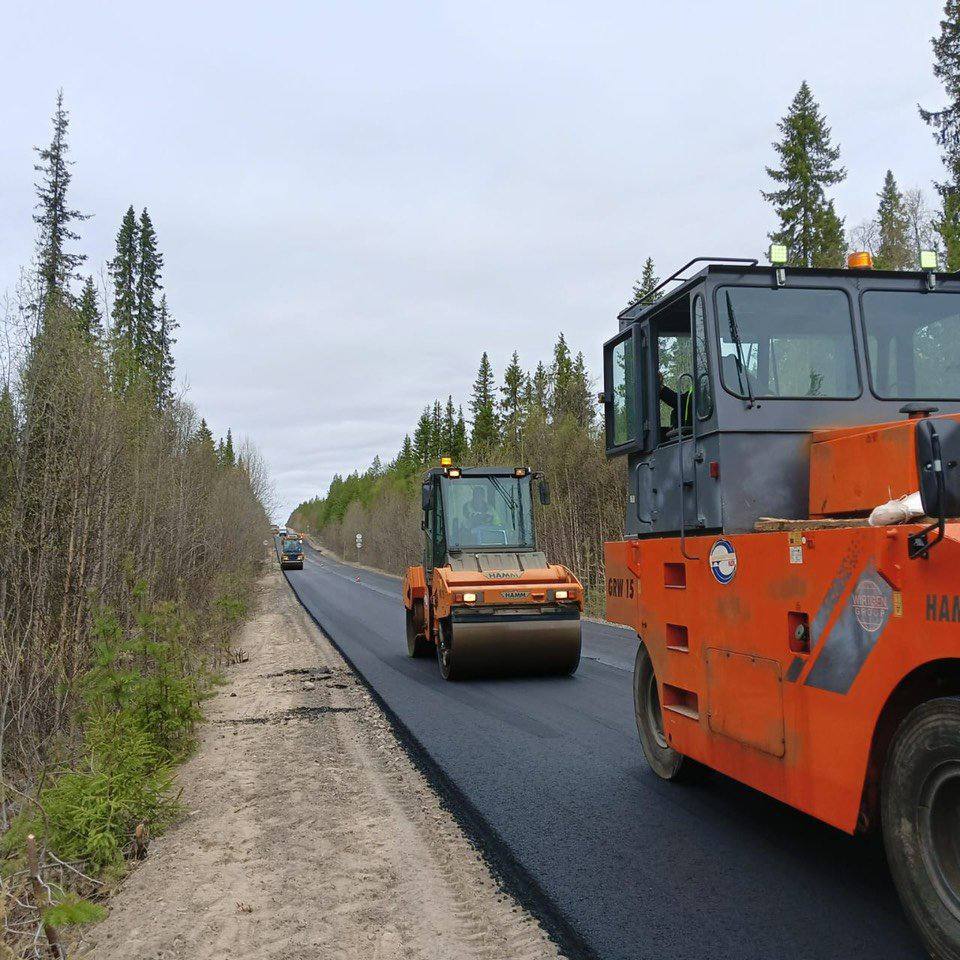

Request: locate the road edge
(282, 566), (600, 960)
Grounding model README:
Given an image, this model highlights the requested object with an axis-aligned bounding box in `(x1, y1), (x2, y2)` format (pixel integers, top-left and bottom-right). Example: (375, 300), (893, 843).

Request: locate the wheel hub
(919, 759), (960, 921)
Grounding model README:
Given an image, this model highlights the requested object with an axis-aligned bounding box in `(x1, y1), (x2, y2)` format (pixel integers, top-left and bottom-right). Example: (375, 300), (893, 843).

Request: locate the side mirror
(539, 479), (551, 506)
(911, 418), (960, 558)
(421, 483), (431, 513)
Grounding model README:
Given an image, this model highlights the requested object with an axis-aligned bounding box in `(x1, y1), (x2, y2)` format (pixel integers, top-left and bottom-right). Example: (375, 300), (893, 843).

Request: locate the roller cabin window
(610, 336), (638, 447)
(717, 287), (859, 399)
(862, 291), (960, 400)
(443, 475), (534, 550)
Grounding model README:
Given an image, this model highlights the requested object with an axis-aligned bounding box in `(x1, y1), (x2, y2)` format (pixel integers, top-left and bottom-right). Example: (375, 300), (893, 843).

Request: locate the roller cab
(600, 253), (960, 959)
(402, 462), (582, 680)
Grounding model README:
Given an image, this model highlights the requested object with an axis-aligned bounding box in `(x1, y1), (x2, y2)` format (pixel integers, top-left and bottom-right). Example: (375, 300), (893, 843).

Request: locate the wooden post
(26, 835), (64, 960)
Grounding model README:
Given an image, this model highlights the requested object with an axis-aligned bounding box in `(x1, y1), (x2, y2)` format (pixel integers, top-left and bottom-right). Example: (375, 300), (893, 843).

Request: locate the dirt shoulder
(80, 565), (563, 960)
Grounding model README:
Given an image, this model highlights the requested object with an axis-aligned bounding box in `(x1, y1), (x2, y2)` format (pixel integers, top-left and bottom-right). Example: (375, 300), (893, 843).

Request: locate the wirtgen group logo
(853, 579), (888, 633)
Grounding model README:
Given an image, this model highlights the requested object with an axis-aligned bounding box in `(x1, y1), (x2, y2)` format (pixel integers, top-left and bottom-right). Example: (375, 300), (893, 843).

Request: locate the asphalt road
(283, 544), (923, 960)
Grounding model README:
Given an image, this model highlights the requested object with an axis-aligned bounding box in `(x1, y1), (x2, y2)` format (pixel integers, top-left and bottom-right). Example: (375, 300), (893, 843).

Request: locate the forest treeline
(292, 6), (960, 605)
(1, 93), (268, 951)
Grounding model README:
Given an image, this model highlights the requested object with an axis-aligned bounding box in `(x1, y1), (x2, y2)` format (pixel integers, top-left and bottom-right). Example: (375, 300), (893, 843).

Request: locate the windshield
(861, 291), (960, 400)
(717, 287), (859, 399)
(283, 539), (302, 553)
(442, 475), (534, 550)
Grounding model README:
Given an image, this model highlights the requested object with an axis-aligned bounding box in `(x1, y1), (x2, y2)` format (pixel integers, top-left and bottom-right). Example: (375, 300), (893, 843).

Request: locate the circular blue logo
(709, 538), (738, 584)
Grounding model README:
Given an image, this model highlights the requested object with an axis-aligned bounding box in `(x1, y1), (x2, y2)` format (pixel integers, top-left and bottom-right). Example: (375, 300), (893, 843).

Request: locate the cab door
(603, 324), (655, 536)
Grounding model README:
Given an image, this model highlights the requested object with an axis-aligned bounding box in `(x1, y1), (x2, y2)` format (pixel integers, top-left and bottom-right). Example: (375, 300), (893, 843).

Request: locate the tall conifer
(762, 82), (847, 267)
(874, 171), (913, 270)
(469, 353), (499, 450)
(921, 2), (960, 267)
(33, 90), (89, 315)
(630, 257), (661, 306)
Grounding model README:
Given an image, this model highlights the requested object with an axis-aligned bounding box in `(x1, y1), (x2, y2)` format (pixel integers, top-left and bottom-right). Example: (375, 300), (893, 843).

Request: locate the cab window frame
(604, 325), (646, 455)
(859, 287), (960, 402)
(711, 283), (862, 402)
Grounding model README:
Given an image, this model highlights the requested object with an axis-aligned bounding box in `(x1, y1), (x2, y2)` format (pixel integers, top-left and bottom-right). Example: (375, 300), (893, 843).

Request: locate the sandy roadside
(79, 565), (564, 960)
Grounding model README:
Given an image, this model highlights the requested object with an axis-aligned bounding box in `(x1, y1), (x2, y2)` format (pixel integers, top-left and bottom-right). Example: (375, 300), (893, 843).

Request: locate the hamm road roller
(601, 250), (960, 958)
(403, 460), (582, 680)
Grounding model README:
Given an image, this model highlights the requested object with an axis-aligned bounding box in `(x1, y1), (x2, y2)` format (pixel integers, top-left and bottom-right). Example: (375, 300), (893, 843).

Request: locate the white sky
(0, 0), (948, 520)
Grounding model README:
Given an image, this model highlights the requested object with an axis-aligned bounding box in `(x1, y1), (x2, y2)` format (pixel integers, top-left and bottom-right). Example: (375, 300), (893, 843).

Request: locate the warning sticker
(789, 545), (803, 565)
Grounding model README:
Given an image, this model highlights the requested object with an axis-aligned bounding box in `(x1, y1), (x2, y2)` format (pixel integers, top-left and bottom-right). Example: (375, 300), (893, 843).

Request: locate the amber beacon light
(847, 251), (874, 269)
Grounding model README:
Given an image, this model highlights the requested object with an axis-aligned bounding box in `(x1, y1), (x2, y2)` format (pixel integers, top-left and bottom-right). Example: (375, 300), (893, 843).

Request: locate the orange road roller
(402, 461), (582, 680)
(601, 253), (960, 958)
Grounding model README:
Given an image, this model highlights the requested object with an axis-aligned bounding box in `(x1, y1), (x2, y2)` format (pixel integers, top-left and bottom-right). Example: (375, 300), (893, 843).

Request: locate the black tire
(437, 618), (460, 681)
(633, 643), (686, 780)
(883, 697), (960, 960)
(405, 600), (432, 658)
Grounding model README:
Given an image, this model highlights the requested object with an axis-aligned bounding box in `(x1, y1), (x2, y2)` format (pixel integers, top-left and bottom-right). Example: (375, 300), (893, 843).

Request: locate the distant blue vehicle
(279, 535), (304, 570)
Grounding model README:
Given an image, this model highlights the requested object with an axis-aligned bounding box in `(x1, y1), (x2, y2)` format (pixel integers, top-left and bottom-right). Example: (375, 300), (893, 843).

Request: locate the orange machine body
(809, 413), (960, 517)
(403, 562), (583, 639)
(604, 523), (960, 834)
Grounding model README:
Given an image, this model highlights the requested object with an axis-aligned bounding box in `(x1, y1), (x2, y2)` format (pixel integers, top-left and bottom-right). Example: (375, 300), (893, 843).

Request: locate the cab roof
(617, 260), (950, 324)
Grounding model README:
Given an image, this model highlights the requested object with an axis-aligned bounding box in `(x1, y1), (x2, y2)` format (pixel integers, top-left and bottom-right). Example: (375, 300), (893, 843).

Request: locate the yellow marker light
(447, 467), (462, 478)
(847, 251), (874, 269)
(513, 467), (528, 477)
(555, 589), (569, 600)
(768, 243), (788, 265)
(440, 456), (453, 467)
(463, 592), (477, 603)
(920, 249), (939, 271)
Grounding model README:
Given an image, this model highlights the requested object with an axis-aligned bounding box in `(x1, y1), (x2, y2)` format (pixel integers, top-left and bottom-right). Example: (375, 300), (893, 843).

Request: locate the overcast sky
(0, 0), (948, 520)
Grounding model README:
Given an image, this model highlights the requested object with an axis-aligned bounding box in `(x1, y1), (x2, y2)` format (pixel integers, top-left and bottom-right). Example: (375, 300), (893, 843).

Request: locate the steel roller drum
(445, 611), (581, 678)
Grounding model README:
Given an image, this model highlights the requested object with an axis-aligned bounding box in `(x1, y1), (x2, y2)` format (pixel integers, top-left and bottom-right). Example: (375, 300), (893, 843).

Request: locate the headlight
(555, 589), (569, 600)
(463, 592), (477, 603)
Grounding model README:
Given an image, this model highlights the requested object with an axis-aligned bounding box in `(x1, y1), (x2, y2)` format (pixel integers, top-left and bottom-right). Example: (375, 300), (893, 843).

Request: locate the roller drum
(440, 611), (581, 679)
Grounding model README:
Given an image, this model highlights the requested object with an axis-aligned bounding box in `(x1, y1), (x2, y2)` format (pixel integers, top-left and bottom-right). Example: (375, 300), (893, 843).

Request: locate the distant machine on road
(402, 460), (582, 680)
(601, 251), (960, 958)
(278, 531), (304, 570)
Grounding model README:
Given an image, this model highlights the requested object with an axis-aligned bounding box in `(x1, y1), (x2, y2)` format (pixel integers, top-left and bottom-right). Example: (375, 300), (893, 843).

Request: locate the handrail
(676, 372), (699, 560)
(620, 256), (759, 318)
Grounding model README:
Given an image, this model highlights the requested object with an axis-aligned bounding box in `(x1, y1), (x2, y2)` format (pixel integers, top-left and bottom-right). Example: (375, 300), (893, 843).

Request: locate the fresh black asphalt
(284, 544), (924, 960)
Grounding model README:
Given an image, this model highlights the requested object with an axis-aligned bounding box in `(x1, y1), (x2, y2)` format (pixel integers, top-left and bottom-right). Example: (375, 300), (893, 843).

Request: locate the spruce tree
(33, 90), (89, 314)
(136, 209), (163, 380)
(550, 333), (575, 422)
(156, 294), (177, 406)
(109, 206), (139, 362)
(396, 434), (414, 472)
(430, 400), (443, 460)
(630, 257), (661, 305)
(530, 362), (549, 416)
(500, 350), (525, 446)
(453, 407), (468, 460)
(570, 351), (595, 427)
(442, 396), (457, 457)
(762, 82), (847, 267)
(412, 407), (433, 464)
(193, 419), (216, 460)
(921, 3), (960, 267)
(469, 352), (499, 449)
(76, 276), (102, 338)
(220, 428), (235, 467)
(874, 171), (913, 270)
